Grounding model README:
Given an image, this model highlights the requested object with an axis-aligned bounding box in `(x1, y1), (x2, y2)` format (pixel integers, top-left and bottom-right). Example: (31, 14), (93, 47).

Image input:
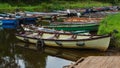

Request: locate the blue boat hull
(0, 19), (19, 26)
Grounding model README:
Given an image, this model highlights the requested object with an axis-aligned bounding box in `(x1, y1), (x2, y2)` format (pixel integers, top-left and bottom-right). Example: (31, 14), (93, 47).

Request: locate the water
(0, 29), (120, 68)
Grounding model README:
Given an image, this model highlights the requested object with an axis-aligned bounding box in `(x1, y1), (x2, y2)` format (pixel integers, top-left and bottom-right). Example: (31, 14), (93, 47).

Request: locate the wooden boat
(43, 23), (99, 32)
(51, 21), (99, 25)
(64, 17), (103, 22)
(48, 17), (102, 25)
(16, 30), (111, 51)
(25, 11), (60, 16)
(21, 24), (72, 34)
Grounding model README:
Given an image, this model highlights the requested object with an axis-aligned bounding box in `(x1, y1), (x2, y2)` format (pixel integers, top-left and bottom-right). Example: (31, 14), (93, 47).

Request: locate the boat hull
(0, 19), (19, 26)
(44, 24), (99, 32)
(16, 35), (110, 51)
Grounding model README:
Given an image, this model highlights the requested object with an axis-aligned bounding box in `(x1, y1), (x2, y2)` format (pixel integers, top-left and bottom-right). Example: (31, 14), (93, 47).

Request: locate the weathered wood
(69, 57), (85, 68)
(68, 56), (120, 68)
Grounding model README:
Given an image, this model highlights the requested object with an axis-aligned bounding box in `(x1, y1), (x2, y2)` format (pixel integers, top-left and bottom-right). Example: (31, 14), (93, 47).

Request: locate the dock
(64, 56), (120, 68)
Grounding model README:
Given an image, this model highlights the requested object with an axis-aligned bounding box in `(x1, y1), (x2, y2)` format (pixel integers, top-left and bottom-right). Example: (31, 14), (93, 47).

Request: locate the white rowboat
(16, 31), (111, 51)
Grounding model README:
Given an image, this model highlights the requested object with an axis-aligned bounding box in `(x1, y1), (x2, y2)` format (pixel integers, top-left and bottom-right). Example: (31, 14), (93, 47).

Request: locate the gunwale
(16, 31), (110, 41)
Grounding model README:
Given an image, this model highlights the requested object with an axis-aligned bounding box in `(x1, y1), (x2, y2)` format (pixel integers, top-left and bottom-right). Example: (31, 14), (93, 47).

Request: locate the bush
(98, 13), (120, 47)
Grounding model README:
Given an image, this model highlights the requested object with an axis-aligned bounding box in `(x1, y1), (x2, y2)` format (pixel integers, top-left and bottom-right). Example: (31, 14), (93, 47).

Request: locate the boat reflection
(15, 42), (106, 62)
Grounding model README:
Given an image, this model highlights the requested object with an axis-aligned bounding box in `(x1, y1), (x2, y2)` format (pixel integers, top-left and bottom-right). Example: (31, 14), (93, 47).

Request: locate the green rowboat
(43, 23), (99, 32)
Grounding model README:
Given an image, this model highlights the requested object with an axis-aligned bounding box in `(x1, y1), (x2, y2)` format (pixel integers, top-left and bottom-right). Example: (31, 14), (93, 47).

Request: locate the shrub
(98, 13), (120, 47)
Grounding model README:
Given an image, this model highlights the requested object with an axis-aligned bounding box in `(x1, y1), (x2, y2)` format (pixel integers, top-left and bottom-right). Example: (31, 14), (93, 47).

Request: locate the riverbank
(0, 1), (111, 12)
(98, 13), (120, 47)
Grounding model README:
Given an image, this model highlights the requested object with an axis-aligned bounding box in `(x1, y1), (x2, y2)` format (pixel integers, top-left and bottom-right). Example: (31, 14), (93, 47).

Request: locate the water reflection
(14, 42), (109, 68)
(46, 56), (72, 68)
(14, 42), (120, 68)
(15, 47), (47, 68)
(0, 29), (120, 68)
(0, 29), (19, 68)
(15, 42), (108, 60)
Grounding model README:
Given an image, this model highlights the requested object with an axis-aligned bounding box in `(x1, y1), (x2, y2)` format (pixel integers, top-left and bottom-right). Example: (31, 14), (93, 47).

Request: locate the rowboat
(16, 30), (111, 51)
(43, 23), (99, 32)
(21, 24), (72, 34)
(49, 17), (102, 25)
(64, 17), (103, 22)
(25, 11), (60, 16)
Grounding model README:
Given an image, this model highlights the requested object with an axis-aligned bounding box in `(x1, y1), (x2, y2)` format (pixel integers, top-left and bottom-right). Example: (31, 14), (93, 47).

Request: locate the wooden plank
(68, 56), (120, 68)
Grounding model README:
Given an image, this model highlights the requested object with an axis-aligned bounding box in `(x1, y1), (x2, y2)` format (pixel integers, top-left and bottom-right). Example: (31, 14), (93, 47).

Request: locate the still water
(0, 29), (120, 68)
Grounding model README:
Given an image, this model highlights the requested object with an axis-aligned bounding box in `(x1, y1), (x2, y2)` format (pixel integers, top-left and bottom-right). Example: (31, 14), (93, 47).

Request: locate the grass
(0, 1), (111, 12)
(98, 13), (120, 47)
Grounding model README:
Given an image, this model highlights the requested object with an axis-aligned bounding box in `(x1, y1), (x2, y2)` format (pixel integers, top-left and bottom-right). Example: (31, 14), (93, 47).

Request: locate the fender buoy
(36, 39), (44, 50)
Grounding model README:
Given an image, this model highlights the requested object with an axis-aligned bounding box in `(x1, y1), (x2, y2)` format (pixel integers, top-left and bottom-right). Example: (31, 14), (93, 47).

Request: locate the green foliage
(98, 13), (120, 46)
(0, 1), (111, 12)
(0, 0), (119, 6)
